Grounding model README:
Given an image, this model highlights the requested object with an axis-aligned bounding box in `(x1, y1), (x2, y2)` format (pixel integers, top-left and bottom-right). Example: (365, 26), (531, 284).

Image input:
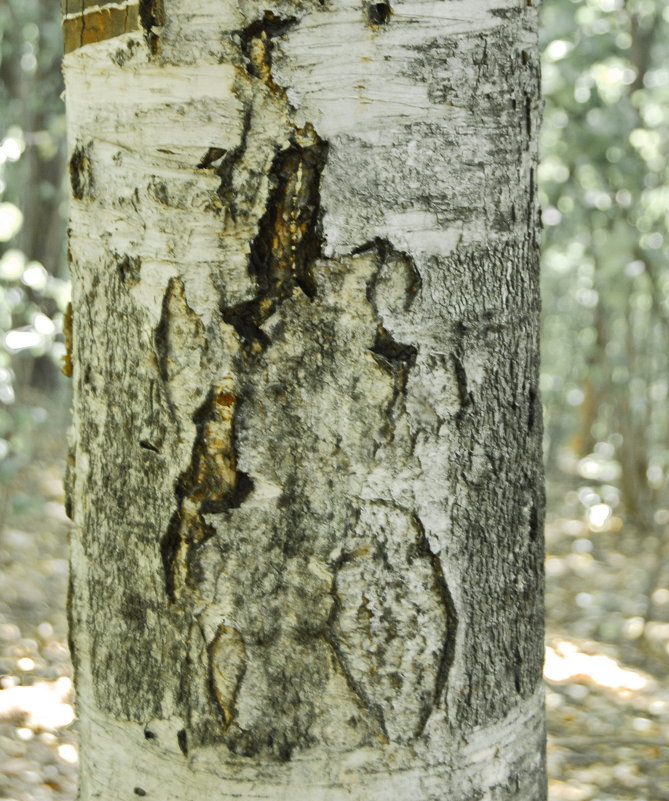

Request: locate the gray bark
(62, 0), (545, 798)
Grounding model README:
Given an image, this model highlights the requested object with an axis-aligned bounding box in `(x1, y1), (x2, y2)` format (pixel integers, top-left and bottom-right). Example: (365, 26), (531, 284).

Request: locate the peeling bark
(63, 0), (545, 798)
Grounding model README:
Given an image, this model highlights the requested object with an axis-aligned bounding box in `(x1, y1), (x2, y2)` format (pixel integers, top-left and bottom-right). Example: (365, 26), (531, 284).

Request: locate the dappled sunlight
(544, 641), (649, 692)
(0, 677), (74, 730)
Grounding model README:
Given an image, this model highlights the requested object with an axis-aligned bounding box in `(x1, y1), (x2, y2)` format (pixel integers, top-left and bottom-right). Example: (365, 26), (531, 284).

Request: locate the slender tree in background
(61, 1), (544, 798)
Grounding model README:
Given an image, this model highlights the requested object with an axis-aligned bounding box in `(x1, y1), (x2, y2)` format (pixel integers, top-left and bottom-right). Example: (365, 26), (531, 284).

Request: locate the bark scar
(329, 504), (457, 742)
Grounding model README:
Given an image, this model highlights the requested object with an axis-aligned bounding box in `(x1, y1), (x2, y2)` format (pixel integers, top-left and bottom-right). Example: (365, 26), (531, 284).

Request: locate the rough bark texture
(62, 0), (545, 798)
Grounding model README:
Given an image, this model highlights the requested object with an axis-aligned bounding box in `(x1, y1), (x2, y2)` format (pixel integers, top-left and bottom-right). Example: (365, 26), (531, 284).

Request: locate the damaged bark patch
(221, 126), (328, 351)
(161, 387), (253, 600)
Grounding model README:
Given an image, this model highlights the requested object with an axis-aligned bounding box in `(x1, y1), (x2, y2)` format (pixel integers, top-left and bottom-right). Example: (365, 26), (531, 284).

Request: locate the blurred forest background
(1, 0), (669, 798)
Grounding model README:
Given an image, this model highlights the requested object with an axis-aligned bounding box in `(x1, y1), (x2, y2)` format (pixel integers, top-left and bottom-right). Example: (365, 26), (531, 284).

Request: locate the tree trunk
(62, 1), (545, 798)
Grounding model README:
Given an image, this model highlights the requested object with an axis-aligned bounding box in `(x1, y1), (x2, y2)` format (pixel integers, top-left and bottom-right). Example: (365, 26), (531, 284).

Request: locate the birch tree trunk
(61, 1), (545, 798)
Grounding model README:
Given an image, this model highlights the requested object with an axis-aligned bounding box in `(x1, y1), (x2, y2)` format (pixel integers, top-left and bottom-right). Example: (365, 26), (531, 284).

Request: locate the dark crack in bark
(139, 0), (164, 55)
(208, 624), (248, 732)
(221, 126), (328, 353)
(410, 514), (459, 736)
(451, 322), (474, 415)
(197, 105), (252, 223)
(239, 11), (298, 91)
(160, 387), (253, 601)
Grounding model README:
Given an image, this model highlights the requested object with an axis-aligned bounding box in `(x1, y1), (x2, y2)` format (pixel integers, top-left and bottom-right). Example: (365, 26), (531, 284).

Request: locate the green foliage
(0, 0), (68, 468)
(540, 0), (669, 521)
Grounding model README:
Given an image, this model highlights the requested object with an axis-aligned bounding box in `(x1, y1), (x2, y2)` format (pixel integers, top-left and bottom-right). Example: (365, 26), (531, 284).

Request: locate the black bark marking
(221, 299), (271, 353)
(239, 11), (297, 86)
(525, 93), (533, 137)
(143, 728), (156, 740)
(361, 237), (422, 311)
(451, 323), (474, 413)
(514, 646), (523, 694)
(198, 107), (252, 220)
(139, 439), (160, 453)
(69, 144), (93, 201)
(139, 0), (164, 55)
(370, 325), (417, 370)
(370, 325), (417, 410)
(115, 252), (141, 286)
(490, 7), (524, 18)
(221, 127), (328, 352)
(528, 386), (537, 431)
(367, 2), (392, 25)
(198, 148), (227, 169)
(64, 429), (75, 518)
(528, 165), (535, 225)
(133, 789), (147, 797)
(177, 728), (188, 756)
(451, 353), (471, 410)
(528, 504), (539, 541)
(66, 570), (78, 674)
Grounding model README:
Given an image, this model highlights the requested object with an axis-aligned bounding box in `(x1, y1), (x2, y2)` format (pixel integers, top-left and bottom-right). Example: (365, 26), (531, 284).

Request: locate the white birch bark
(62, 1), (545, 798)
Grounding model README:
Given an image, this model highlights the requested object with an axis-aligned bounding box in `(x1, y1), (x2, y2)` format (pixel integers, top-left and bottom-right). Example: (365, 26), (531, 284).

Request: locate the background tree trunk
(62, 1), (545, 798)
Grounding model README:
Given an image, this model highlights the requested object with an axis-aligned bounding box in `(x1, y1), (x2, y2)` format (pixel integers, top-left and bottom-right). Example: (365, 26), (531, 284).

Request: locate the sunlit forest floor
(0, 414), (668, 800)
